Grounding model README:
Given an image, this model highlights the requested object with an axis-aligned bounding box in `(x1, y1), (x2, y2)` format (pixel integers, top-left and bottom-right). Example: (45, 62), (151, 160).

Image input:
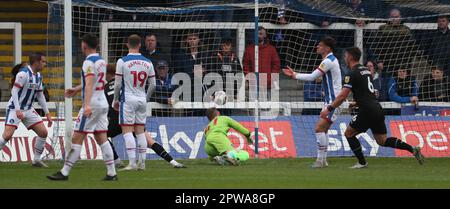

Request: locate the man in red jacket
(243, 26), (281, 98)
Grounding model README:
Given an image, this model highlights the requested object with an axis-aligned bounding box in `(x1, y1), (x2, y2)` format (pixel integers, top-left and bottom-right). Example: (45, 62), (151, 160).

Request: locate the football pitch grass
(1, 157), (449, 189)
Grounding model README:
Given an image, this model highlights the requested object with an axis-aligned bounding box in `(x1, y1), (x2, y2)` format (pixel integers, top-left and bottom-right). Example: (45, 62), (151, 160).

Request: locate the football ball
(213, 91), (227, 105)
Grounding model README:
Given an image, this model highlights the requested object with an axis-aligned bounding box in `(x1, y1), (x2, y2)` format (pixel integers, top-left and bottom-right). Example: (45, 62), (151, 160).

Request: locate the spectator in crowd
(243, 26), (280, 99)
(172, 32), (207, 79)
(205, 38), (243, 115)
(151, 60), (176, 105)
(149, 60), (177, 117)
(141, 33), (170, 65)
(346, 0), (366, 16)
(379, 8), (410, 34)
(367, 60), (379, 79)
(207, 38), (242, 75)
(206, 38), (243, 93)
(276, 0), (289, 25)
(388, 66), (419, 104)
(370, 8), (415, 75)
(367, 60), (389, 101)
(172, 31), (208, 116)
(10, 62), (28, 88)
(259, 0), (306, 71)
(302, 77), (323, 115)
(419, 66), (450, 102)
(422, 15), (450, 76)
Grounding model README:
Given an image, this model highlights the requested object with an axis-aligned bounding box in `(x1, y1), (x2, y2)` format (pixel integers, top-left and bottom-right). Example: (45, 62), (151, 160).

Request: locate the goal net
(2, 0), (449, 162)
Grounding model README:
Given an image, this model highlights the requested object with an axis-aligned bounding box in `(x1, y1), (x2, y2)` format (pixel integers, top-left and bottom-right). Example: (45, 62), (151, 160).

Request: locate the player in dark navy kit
(320, 47), (424, 168)
(104, 64), (124, 167)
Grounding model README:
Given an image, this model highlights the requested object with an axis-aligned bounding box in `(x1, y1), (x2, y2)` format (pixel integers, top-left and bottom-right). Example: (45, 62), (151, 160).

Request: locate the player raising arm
(282, 36), (342, 168)
(0, 52), (53, 168)
(204, 108), (253, 166)
(47, 34), (117, 181)
(320, 47), (424, 168)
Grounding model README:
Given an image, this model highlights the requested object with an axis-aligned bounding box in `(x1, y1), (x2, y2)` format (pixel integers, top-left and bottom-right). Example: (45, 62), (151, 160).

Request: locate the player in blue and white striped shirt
(283, 36), (342, 168)
(0, 52), (53, 167)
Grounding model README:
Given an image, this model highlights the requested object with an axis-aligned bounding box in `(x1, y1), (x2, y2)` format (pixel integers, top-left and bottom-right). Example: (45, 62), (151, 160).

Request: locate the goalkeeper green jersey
(204, 116), (250, 139)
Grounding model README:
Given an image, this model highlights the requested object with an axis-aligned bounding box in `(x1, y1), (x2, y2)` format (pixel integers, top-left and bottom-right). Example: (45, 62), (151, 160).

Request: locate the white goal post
(0, 22), (22, 65)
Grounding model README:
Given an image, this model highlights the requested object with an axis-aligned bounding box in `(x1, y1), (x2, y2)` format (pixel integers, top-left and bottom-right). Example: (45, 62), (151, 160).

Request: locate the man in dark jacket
(171, 32), (207, 116)
(207, 38), (242, 77)
(422, 15), (450, 76)
(420, 66), (450, 102)
(206, 38), (243, 100)
(141, 33), (170, 65)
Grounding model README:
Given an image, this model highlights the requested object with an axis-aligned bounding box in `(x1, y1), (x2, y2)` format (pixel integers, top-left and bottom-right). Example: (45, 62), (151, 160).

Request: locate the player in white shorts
(283, 36), (342, 168)
(47, 34), (117, 181)
(0, 52), (53, 167)
(113, 34), (156, 171)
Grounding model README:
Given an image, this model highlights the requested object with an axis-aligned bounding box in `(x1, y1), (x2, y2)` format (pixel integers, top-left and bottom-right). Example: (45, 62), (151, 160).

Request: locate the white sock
(100, 141), (116, 176)
(123, 133), (136, 166)
(61, 144), (82, 176)
(33, 136), (46, 162)
(170, 160), (179, 166)
(315, 132), (328, 161)
(136, 133), (147, 164)
(324, 134), (329, 160)
(0, 136), (8, 151)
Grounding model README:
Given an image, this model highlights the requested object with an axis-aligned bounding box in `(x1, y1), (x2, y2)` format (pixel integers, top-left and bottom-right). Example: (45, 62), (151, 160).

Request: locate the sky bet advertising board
(1, 116), (449, 161)
(111, 115), (450, 160)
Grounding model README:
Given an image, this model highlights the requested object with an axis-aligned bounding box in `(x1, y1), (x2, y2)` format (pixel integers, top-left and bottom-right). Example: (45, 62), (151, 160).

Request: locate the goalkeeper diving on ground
(204, 108), (253, 166)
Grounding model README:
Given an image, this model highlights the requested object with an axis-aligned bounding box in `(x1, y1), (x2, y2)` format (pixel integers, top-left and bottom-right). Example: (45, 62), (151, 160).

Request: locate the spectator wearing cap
(150, 60), (177, 107)
(388, 66), (419, 104)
